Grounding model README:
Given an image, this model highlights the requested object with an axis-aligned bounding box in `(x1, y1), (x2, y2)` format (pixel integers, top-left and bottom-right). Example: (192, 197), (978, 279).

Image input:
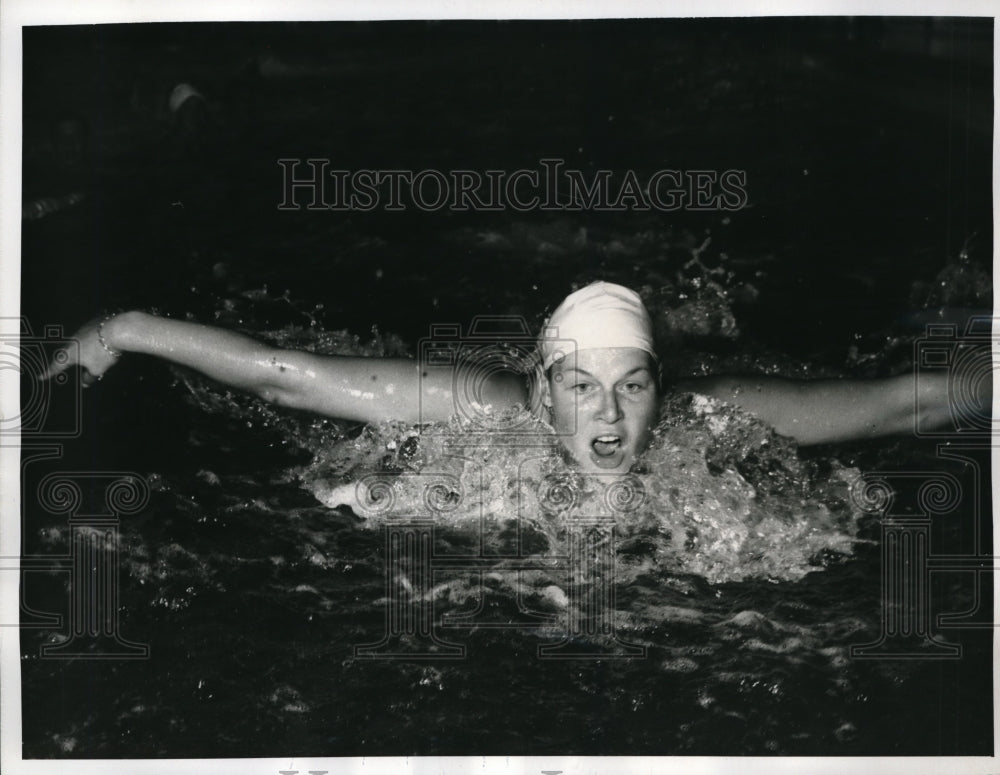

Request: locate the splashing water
(300, 393), (862, 587)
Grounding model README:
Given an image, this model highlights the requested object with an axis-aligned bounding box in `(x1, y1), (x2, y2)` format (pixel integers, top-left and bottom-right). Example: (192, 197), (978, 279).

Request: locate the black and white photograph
(1, 2), (996, 772)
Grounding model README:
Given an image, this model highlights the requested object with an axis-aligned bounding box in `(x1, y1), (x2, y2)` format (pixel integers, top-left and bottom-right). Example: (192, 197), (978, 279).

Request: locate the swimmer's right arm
(42, 311), (529, 424)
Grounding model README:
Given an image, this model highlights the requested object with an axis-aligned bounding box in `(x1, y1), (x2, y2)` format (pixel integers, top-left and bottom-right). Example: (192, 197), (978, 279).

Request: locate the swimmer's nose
(594, 388), (622, 424)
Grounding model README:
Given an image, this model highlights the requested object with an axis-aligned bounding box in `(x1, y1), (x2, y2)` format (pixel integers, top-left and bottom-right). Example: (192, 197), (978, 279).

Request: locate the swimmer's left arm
(675, 371), (974, 445)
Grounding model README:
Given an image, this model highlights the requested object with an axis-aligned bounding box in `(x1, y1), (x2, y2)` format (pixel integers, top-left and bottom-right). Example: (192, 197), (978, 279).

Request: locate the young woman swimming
(42, 281), (962, 473)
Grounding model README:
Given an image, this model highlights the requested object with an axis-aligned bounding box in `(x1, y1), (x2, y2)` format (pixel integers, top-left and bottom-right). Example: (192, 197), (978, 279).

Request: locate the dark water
(18, 19), (993, 757)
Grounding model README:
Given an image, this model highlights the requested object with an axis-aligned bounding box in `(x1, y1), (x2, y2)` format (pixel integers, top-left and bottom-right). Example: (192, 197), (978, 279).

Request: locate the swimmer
(41, 282), (978, 473)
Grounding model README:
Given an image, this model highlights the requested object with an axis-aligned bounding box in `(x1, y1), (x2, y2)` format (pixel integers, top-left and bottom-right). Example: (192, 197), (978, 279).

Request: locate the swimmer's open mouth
(591, 435), (622, 457)
(588, 434), (626, 469)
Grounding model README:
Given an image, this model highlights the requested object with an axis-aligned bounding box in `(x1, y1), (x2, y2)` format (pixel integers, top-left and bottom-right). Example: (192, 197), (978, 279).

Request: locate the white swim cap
(539, 281), (656, 370)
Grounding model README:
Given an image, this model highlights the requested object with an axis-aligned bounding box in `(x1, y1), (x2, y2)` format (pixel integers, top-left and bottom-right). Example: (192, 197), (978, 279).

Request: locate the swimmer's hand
(41, 315), (124, 387)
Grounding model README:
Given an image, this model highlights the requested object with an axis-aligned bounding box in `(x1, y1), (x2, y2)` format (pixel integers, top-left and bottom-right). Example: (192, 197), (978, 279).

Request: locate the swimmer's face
(543, 347), (659, 474)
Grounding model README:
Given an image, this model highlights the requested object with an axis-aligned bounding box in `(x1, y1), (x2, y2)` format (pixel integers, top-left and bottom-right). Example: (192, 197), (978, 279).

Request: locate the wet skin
(542, 347), (659, 475)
